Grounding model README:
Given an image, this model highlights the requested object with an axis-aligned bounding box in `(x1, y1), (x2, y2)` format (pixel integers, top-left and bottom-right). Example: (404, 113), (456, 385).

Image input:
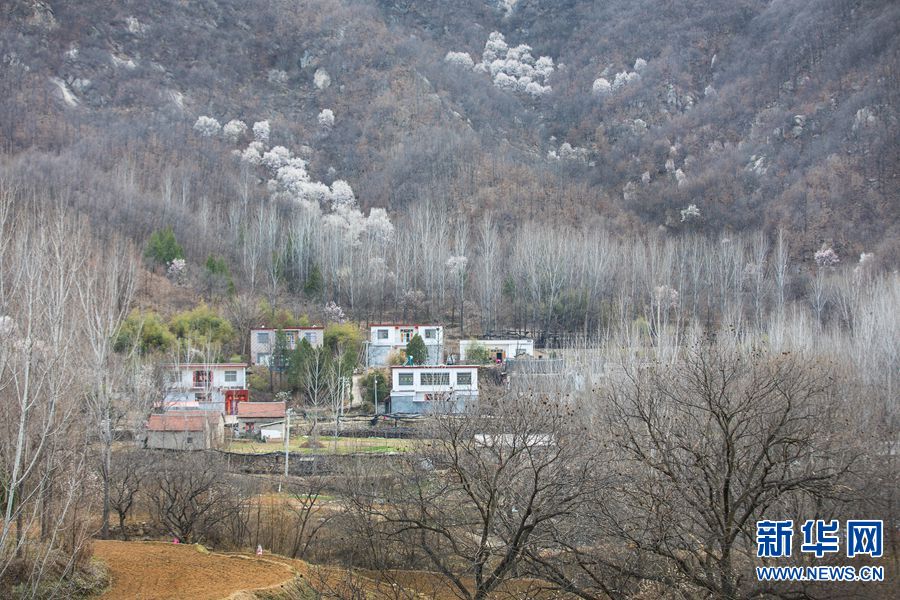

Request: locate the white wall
(250, 328), (324, 365)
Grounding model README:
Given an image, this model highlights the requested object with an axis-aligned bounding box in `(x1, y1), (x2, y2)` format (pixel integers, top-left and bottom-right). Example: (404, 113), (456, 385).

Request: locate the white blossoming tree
(193, 116), (221, 137)
(317, 109), (335, 130)
(252, 120), (270, 143)
(444, 51), (475, 69)
(222, 119), (247, 143)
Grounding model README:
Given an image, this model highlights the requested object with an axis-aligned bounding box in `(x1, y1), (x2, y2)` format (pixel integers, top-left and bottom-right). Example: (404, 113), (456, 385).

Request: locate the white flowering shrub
(445, 51), (475, 69)
(223, 119), (248, 143)
(633, 58), (647, 72)
(446, 255), (468, 275)
(317, 109), (335, 129)
(252, 120), (270, 143)
(450, 31), (554, 97)
(241, 141), (265, 165)
(591, 77), (611, 97)
(193, 116), (221, 137)
(166, 258), (187, 284)
(267, 69), (288, 84)
(330, 180), (356, 210)
(314, 69), (331, 89)
(680, 204), (701, 222)
(814, 247), (840, 268)
(366, 207), (395, 242)
(324, 301), (346, 323)
(262, 146), (293, 170)
(125, 16), (146, 35)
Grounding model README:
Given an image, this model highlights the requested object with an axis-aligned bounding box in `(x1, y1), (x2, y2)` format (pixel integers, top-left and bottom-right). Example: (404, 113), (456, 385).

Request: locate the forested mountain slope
(1, 0), (897, 263)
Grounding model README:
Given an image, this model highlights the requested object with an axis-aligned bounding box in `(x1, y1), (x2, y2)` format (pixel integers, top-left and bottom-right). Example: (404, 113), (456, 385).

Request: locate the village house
(386, 365), (478, 414)
(367, 324), (443, 366)
(236, 401), (287, 437)
(163, 363), (248, 414)
(145, 411), (225, 450)
(459, 338), (535, 363)
(250, 327), (324, 366)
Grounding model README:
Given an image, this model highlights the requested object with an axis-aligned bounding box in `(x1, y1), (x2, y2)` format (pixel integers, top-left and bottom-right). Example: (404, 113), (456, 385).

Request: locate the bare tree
(351, 391), (600, 600)
(145, 451), (240, 544)
(76, 235), (137, 539)
(538, 343), (858, 600)
(108, 449), (146, 541)
(0, 202), (95, 589)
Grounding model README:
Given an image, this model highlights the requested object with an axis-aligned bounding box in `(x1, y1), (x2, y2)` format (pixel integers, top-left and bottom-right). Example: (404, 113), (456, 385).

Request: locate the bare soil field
(93, 540), (295, 599)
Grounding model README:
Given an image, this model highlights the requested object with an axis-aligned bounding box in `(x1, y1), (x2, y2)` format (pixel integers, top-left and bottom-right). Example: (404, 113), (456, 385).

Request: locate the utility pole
(283, 408), (292, 479)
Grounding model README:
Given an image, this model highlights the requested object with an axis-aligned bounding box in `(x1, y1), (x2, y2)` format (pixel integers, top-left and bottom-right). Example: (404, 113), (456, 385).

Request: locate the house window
(420, 372), (450, 386)
(257, 331), (270, 344)
(456, 372), (472, 386)
(400, 328), (414, 343)
(224, 370), (237, 383)
(286, 332), (295, 345)
(377, 329), (389, 340)
(398, 372), (414, 386)
(257, 353), (271, 366)
(192, 370), (211, 387)
(186, 436), (194, 444)
(304, 332), (316, 343)
(424, 328), (437, 340)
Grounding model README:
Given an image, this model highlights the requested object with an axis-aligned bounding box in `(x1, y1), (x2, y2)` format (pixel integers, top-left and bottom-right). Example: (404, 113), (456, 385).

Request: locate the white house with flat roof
(387, 365), (477, 414)
(250, 327), (324, 366)
(163, 363), (248, 411)
(459, 339), (534, 363)
(367, 324), (443, 366)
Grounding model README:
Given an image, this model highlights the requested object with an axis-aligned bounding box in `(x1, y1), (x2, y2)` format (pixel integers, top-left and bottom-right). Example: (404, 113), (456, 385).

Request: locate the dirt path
(93, 540), (295, 599)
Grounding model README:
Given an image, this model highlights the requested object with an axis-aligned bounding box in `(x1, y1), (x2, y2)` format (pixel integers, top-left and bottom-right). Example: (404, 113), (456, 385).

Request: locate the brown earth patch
(93, 540), (295, 599)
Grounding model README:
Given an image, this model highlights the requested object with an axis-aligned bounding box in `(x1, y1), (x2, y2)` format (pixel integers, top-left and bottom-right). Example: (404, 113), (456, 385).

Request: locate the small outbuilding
(236, 401), (287, 436)
(145, 411), (225, 450)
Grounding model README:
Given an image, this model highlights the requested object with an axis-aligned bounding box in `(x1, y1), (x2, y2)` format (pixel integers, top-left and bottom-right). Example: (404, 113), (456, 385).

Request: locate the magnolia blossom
(223, 119), (248, 142)
(252, 120), (270, 143)
(324, 301), (346, 324)
(262, 146), (292, 171)
(330, 180), (356, 210)
(814, 246), (840, 268)
(193, 116), (220, 137)
(854, 252), (874, 274)
(654, 285), (679, 309)
(444, 51), (475, 69)
(241, 141), (265, 165)
(591, 77), (611, 97)
(612, 70), (640, 90)
(366, 207), (395, 242)
(0, 315), (14, 337)
(680, 204), (701, 222)
(474, 31), (554, 96)
(317, 108), (335, 129)
(482, 31), (508, 64)
(446, 255), (468, 275)
(167, 258), (187, 284)
(314, 69), (331, 89)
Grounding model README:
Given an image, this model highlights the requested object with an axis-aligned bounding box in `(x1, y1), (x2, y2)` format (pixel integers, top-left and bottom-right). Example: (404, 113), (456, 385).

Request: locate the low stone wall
(216, 450), (397, 476)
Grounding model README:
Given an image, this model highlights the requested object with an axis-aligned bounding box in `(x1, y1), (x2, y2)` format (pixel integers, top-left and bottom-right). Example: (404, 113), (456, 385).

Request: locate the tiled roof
(237, 401), (286, 418)
(147, 414), (208, 432)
